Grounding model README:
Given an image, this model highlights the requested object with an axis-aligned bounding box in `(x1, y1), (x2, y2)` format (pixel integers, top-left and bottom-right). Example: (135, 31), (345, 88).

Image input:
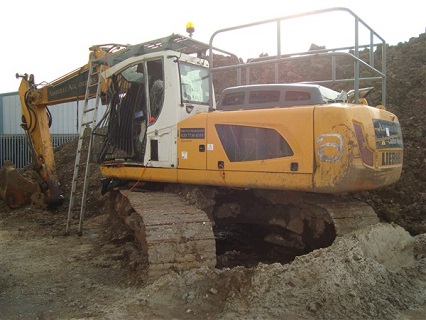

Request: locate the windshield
(180, 62), (210, 105)
(318, 86), (347, 103)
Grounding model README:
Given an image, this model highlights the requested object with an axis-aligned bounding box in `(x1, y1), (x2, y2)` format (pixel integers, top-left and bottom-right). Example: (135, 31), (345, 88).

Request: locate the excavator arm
(17, 74), (64, 206)
(1, 44), (125, 208)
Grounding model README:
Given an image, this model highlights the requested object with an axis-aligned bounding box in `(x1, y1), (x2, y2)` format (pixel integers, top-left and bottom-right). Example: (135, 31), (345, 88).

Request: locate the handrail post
(354, 16), (360, 103)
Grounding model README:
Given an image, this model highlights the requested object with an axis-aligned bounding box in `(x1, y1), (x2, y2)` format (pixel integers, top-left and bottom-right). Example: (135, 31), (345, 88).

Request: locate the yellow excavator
(3, 8), (403, 281)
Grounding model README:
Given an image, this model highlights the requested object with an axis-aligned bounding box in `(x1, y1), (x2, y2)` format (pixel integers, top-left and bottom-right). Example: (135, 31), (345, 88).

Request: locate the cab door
(144, 58), (177, 168)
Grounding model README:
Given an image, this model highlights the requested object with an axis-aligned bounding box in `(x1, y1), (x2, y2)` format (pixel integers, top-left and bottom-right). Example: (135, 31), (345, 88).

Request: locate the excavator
(2, 8), (403, 281)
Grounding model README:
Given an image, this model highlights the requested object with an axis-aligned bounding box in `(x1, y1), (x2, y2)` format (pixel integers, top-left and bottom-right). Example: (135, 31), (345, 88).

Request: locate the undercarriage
(109, 184), (379, 283)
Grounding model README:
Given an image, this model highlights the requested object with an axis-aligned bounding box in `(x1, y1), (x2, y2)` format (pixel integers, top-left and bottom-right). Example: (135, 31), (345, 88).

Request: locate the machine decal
(207, 144), (214, 151)
(373, 119), (403, 149)
(381, 151), (403, 166)
(47, 69), (97, 100)
(181, 151), (188, 159)
(180, 128), (205, 139)
(316, 134), (344, 162)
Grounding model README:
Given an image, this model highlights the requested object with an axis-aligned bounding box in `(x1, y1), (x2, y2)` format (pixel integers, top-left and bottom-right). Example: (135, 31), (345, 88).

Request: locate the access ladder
(65, 60), (104, 236)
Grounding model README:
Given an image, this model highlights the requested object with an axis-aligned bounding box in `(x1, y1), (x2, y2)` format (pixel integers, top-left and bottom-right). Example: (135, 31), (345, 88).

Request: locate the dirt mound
(100, 224), (426, 319)
(1, 200), (424, 319)
(53, 130), (105, 218)
(353, 34), (426, 235)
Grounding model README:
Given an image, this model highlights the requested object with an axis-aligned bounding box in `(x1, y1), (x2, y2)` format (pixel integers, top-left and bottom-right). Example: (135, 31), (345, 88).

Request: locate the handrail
(208, 7), (387, 107)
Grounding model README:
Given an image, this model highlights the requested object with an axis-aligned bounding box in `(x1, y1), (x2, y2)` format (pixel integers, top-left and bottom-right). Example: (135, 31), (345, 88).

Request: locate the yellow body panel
(177, 116), (207, 170)
(100, 166), (313, 191)
(313, 104), (402, 192)
(203, 108), (314, 174)
(175, 107), (315, 191)
(102, 107), (316, 191)
(100, 103), (402, 194)
(101, 166), (178, 183)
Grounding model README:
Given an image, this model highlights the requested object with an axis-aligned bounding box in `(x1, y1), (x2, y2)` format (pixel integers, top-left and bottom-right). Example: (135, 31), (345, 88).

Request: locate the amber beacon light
(186, 22), (195, 37)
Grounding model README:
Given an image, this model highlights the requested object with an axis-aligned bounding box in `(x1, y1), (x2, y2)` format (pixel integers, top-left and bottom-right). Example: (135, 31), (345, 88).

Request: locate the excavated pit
(214, 223), (308, 268)
(107, 184), (381, 282)
(210, 189), (338, 268)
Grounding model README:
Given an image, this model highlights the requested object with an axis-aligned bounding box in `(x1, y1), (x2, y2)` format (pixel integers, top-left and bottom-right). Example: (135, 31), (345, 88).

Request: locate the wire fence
(0, 134), (77, 169)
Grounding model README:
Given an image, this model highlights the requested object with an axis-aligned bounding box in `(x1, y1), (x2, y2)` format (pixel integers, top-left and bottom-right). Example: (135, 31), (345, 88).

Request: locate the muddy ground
(1, 202), (425, 319)
(1, 34), (425, 319)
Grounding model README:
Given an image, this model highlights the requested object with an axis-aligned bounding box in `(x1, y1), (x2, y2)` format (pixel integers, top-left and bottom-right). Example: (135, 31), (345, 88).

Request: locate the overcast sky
(1, 0), (424, 94)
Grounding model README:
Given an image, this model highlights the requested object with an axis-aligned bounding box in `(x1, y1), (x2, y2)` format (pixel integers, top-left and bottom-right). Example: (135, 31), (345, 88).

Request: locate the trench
(214, 223), (305, 268)
(211, 190), (336, 269)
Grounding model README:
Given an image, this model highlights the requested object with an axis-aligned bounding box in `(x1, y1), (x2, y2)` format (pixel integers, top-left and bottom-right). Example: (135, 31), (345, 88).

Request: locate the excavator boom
(4, 44), (128, 208)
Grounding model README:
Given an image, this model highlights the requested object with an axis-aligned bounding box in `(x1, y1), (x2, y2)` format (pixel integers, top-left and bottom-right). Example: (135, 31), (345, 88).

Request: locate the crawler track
(303, 196), (379, 236)
(111, 190), (216, 283)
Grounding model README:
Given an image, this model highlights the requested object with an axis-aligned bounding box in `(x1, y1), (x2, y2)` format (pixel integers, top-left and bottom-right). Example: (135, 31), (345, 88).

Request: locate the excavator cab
(96, 43), (211, 169)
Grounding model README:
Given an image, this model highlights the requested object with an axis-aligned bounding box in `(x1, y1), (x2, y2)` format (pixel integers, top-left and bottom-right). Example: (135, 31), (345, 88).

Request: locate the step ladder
(65, 60), (104, 236)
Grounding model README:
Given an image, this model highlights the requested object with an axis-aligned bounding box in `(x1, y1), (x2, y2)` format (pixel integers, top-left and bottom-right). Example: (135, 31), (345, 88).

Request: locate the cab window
(180, 63), (210, 105)
(147, 59), (164, 124)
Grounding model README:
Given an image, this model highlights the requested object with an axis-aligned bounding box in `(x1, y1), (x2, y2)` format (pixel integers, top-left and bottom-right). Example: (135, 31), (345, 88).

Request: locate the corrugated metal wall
(0, 92), (22, 134)
(0, 91), (107, 168)
(0, 92), (106, 134)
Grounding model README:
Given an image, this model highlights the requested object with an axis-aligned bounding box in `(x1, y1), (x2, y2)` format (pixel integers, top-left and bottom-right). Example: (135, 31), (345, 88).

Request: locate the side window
(215, 124), (294, 162)
(222, 92), (245, 106)
(249, 91), (280, 104)
(147, 59), (164, 124)
(285, 91), (311, 101)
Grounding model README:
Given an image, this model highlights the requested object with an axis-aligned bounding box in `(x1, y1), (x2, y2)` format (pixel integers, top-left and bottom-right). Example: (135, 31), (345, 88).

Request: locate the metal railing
(0, 134), (77, 169)
(208, 7), (386, 106)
